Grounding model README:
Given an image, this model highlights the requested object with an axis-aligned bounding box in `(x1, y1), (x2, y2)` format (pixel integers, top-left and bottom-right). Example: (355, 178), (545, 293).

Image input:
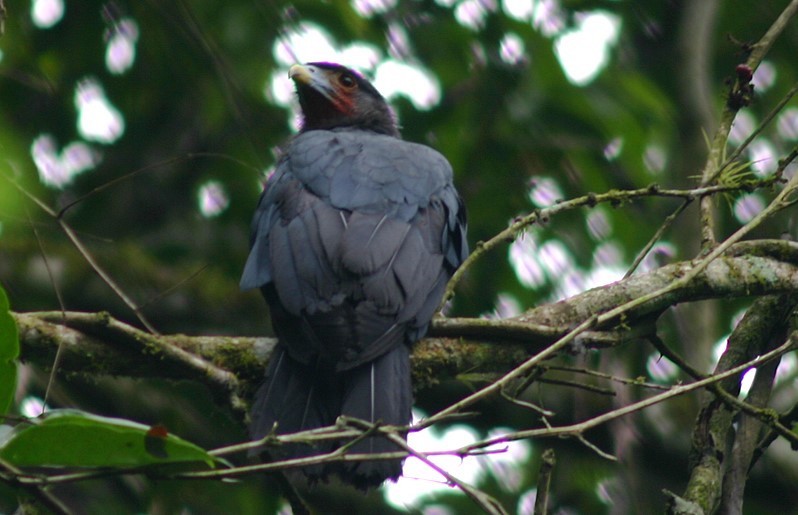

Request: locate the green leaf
(0, 285), (18, 416)
(0, 410), (218, 469)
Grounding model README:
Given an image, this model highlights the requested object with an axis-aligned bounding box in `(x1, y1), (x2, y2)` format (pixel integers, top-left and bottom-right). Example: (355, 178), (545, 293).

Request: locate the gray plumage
(242, 64), (467, 489)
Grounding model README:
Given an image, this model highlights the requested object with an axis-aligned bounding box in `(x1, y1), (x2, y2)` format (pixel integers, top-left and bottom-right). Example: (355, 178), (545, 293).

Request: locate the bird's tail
(248, 347), (337, 481)
(249, 345), (412, 488)
(335, 343), (411, 487)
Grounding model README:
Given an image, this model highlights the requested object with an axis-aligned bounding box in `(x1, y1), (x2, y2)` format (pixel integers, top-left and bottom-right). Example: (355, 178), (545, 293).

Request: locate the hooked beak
(288, 64), (313, 84)
(289, 64), (335, 102)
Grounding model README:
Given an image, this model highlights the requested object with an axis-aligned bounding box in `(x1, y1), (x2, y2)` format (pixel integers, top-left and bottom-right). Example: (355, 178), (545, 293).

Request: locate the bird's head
(289, 62), (399, 137)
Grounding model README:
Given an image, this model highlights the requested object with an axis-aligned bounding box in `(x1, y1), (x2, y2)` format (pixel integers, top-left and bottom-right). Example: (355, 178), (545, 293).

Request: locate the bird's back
(243, 128), (466, 370)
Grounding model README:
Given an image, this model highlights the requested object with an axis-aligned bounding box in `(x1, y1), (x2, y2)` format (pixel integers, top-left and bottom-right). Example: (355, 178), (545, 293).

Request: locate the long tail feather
(250, 344), (412, 488)
(334, 344), (412, 488)
(249, 348), (337, 480)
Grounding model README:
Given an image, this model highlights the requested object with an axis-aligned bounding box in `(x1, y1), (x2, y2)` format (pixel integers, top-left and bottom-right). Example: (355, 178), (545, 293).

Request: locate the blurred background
(2, 0), (798, 513)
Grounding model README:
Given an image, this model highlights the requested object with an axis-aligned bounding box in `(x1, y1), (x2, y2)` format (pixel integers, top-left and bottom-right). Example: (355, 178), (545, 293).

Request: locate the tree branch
(15, 240), (798, 403)
(696, 0), (798, 249)
(720, 339), (781, 514)
(678, 294), (798, 514)
(9, 241), (798, 513)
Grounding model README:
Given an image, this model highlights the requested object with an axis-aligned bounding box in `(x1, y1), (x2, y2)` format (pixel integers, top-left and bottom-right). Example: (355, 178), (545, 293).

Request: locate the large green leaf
(0, 410), (218, 469)
(0, 285), (18, 416)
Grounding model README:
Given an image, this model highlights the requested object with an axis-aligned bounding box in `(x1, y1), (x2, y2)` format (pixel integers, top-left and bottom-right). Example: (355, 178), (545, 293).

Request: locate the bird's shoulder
(281, 129), (453, 210)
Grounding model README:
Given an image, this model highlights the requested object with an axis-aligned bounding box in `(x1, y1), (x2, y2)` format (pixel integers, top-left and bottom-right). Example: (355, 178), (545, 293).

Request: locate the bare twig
(381, 431), (507, 515)
(453, 338), (795, 454)
(546, 364), (671, 391)
(442, 180), (779, 306)
(25, 204), (68, 411)
(0, 458), (72, 515)
(2, 173), (159, 333)
(535, 377), (616, 396)
(575, 434), (618, 462)
(57, 152), (259, 217)
(624, 199), (691, 278)
(499, 388), (554, 416)
(534, 449), (556, 515)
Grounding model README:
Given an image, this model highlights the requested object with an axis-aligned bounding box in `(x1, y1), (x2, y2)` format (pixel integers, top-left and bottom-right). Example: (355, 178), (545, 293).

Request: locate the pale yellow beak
(288, 64), (314, 85)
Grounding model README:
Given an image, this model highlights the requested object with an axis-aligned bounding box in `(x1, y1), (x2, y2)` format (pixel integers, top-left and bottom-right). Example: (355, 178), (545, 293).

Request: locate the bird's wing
(241, 130), (467, 368)
(240, 167), (286, 290)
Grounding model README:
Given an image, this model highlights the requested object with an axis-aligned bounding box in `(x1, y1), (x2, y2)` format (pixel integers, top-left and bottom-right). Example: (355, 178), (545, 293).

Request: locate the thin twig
(57, 152), (259, 217)
(453, 338), (795, 454)
(57, 221), (159, 333)
(546, 364), (672, 391)
(25, 204), (67, 411)
(382, 432), (508, 515)
(0, 458), (72, 514)
(575, 433), (617, 461)
(534, 449), (556, 515)
(719, 81), (798, 172)
(624, 199), (691, 278)
(2, 173), (159, 333)
(442, 179), (779, 306)
(535, 377), (616, 396)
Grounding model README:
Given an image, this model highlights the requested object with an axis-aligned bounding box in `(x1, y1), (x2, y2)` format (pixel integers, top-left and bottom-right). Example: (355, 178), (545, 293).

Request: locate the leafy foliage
(0, 409), (218, 468)
(2, 0), (798, 514)
(0, 285), (18, 416)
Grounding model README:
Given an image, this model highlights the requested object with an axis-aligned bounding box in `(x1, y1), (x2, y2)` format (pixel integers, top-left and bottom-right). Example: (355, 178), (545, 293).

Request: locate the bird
(240, 62), (468, 489)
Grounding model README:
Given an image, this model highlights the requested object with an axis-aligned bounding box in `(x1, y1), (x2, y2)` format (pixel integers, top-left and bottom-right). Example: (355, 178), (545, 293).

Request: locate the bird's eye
(338, 73), (356, 89)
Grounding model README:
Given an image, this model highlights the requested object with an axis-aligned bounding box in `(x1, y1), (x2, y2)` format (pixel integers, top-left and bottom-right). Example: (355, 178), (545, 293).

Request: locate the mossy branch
(15, 239), (798, 411)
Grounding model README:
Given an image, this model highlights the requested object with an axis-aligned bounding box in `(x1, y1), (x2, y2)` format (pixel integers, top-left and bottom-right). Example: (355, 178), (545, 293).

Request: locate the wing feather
(242, 128), (468, 370)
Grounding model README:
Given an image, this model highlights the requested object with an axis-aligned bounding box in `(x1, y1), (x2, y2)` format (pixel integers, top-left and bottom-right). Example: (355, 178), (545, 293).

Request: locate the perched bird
(241, 62), (467, 488)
